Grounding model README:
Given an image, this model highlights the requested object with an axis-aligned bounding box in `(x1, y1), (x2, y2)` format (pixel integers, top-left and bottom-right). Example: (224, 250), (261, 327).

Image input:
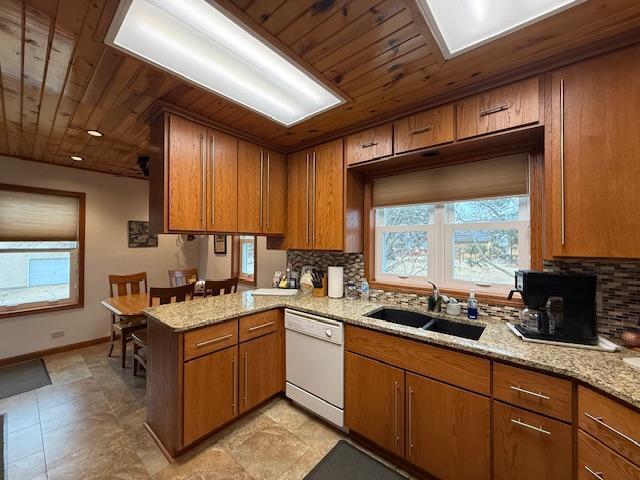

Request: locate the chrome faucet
(427, 281), (441, 312)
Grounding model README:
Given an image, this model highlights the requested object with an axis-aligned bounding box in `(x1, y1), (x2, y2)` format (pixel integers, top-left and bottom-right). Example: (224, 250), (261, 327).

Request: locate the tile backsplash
(287, 250), (640, 338)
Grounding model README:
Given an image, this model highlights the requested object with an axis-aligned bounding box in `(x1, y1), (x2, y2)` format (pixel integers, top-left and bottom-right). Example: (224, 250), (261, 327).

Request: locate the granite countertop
(144, 291), (640, 410)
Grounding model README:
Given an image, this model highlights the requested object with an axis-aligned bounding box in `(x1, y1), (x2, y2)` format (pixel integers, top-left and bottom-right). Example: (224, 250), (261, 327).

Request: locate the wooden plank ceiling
(1, 0), (640, 178)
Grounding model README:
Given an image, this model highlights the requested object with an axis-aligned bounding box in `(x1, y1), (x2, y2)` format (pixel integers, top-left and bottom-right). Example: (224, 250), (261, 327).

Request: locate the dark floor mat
(0, 358), (51, 399)
(304, 440), (408, 480)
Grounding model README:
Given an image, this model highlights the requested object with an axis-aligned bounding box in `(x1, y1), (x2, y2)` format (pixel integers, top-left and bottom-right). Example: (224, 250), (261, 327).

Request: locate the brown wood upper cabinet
(456, 77), (539, 140)
(149, 113), (238, 234)
(287, 139), (345, 251)
(345, 124), (393, 165)
(394, 104), (454, 154)
(237, 140), (287, 235)
(546, 45), (640, 258)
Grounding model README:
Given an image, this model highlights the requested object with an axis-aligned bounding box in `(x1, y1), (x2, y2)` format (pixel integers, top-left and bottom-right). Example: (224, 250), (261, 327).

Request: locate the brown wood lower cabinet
(183, 345), (238, 446)
(406, 372), (490, 480)
(494, 401), (572, 480)
(578, 430), (640, 480)
(345, 352), (405, 457)
(239, 331), (282, 414)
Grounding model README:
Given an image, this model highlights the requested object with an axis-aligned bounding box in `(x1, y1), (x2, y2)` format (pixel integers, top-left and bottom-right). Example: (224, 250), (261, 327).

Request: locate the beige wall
(0, 156), (201, 360)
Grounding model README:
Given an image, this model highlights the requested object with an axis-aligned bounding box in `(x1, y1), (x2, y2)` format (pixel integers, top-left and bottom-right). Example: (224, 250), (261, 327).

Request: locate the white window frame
(374, 196), (530, 295)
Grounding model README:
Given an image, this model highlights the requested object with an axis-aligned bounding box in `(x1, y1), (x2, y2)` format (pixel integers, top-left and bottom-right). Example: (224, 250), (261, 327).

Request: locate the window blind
(372, 154), (529, 207)
(0, 188), (80, 241)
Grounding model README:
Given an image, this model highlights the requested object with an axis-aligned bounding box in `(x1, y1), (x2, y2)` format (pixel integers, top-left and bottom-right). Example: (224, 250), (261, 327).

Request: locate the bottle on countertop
(360, 278), (370, 301)
(467, 289), (479, 320)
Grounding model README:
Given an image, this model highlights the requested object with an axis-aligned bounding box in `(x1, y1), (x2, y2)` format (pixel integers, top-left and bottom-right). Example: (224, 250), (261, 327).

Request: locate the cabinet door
(578, 430), (640, 480)
(264, 149), (287, 235)
(394, 104), (454, 154)
(345, 352), (405, 457)
(548, 46), (640, 258)
(286, 149), (312, 250)
(237, 140), (264, 234)
(312, 139), (344, 250)
(345, 124), (393, 165)
(239, 332), (281, 413)
(183, 346), (238, 446)
(406, 372), (490, 480)
(494, 401), (572, 480)
(206, 130), (237, 233)
(456, 77), (539, 140)
(167, 114), (207, 231)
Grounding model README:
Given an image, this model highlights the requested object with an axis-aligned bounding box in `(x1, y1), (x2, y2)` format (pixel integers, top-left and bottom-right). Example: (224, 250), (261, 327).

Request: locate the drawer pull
(410, 126), (432, 135)
(510, 385), (551, 400)
(195, 333), (233, 348)
(361, 142), (378, 148)
(511, 418), (551, 436)
(479, 104), (509, 116)
(248, 321), (275, 332)
(584, 466), (604, 479)
(584, 412), (640, 448)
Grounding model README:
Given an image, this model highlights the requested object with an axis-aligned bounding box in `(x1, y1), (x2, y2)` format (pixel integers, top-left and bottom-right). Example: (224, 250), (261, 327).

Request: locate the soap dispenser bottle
(467, 289), (479, 320)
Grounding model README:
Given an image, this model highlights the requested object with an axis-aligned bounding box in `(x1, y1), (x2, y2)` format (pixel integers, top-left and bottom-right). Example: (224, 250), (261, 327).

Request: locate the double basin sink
(366, 307), (485, 341)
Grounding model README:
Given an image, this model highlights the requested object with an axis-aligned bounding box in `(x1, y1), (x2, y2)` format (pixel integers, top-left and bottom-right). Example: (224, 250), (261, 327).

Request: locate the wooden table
(101, 293), (150, 368)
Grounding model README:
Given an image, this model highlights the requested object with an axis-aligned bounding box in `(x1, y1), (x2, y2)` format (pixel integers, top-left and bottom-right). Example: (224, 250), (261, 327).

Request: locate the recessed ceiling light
(86, 130), (103, 137)
(416, 0), (586, 58)
(70, 155), (83, 161)
(106, 0), (344, 126)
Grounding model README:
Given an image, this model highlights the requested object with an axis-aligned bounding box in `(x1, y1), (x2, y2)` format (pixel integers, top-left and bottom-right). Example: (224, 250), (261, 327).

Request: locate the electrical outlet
(50, 330), (65, 339)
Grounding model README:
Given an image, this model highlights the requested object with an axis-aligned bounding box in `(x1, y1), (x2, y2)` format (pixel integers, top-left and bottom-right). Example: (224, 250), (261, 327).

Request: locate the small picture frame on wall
(214, 235), (227, 254)
(128, 221), (158, 248)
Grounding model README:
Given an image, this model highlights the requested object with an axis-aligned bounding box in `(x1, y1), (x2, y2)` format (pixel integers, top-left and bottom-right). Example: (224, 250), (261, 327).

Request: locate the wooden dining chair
(168, 268), (198, 287)
(108, 272), (148, 368)
(203, 277), (239, 297)
(132, 329), (147, 377)
(149, 282), (196, 306)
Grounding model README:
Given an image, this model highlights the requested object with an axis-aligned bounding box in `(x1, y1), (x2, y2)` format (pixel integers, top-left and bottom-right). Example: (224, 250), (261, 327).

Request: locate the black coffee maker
(507, 270), (598, 345)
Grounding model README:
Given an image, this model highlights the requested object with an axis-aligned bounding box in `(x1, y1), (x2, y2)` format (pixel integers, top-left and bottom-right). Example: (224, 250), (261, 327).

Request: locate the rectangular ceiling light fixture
(106, 0), (343, 126)
(416, 0), (586, 58)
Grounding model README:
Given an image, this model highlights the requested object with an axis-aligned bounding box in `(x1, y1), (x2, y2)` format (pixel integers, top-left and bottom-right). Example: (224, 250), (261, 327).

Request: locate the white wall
(0, 156), (201, 359)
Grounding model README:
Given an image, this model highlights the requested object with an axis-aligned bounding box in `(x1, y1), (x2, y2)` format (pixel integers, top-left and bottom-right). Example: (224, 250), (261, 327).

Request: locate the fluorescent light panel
(107, 0), (343, 126)
(417, 0), (586, 58)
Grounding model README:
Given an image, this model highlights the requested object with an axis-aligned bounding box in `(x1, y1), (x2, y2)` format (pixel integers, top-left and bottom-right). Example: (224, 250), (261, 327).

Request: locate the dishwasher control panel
(284, 309), (343, 345)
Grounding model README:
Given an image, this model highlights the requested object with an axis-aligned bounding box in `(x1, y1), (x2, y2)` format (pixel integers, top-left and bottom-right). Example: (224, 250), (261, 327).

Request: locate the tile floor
(0, 342), (415, 480)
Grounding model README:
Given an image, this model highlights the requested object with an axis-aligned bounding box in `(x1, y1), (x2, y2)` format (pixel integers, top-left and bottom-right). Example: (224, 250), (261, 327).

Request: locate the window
(0, 185), (85, 316)
(232, 235), (256, 285)
(375, 195), (530, 294)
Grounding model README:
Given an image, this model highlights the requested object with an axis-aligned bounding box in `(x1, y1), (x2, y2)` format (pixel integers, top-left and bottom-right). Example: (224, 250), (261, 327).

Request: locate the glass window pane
(0, 250), (72, 307)
(450, 197), (523, 223)
(377, 205), (433, 226)
(381, 231), (428, 277)
(240, 236), (255, 277)
(452, 229), (519, 285)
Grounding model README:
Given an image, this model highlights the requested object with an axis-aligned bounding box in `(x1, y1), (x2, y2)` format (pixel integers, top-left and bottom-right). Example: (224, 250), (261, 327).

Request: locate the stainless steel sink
(366, 307), (485, 341)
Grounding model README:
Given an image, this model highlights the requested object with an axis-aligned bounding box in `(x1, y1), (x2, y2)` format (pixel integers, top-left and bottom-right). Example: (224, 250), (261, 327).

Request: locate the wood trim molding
(0, 336), (110, 368)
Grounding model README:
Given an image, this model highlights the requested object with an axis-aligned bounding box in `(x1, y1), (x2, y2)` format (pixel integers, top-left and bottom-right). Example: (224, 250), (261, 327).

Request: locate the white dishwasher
(285, 309), (344, 428)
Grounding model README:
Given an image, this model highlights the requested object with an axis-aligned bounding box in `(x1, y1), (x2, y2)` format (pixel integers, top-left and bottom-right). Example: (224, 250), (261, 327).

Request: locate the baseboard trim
(0, 336), (110, 368)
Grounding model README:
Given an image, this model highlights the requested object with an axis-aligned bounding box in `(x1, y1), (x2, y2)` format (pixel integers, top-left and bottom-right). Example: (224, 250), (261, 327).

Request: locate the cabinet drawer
(456, 77), (539, 140)
(393, 104), (454, 154)
(345, 124), (393, 165)
(345, 325), (490, 395)
(184, 319), (238, 361)
(579, 430), (640, 480)
(493, 363), (573, 422)
(579, 386), (640, 466)
(494, 401), (573, 480)
(239, 310), (281, 343)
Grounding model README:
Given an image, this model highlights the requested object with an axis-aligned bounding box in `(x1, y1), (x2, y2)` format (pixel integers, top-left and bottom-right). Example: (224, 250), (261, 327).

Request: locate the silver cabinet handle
(196, 333), (232, 348)
(232, 354), (237, 414)
(312, 151), (316, 245)
(200, 133), (206, 228)
(480, 104), (509, 116)
(266, 153), (270, 229)
(510, 385), (551, 400)
(361, 142), (378, 148)
(511, 418), (551, 435)
(243, 352), (248, 407)
(305, 153), (310, 245)
(584, 466), (604, 479)
(408, 386), (414, 453)
(248, 321), (274, 332)
(560, 77), (566, 245)
(259, 150), (264, 229)
(210, 136), (215, 226)
(410, 126), (432, 135)
(584, 412), (640, 448)
(393, 381), (399, 446)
